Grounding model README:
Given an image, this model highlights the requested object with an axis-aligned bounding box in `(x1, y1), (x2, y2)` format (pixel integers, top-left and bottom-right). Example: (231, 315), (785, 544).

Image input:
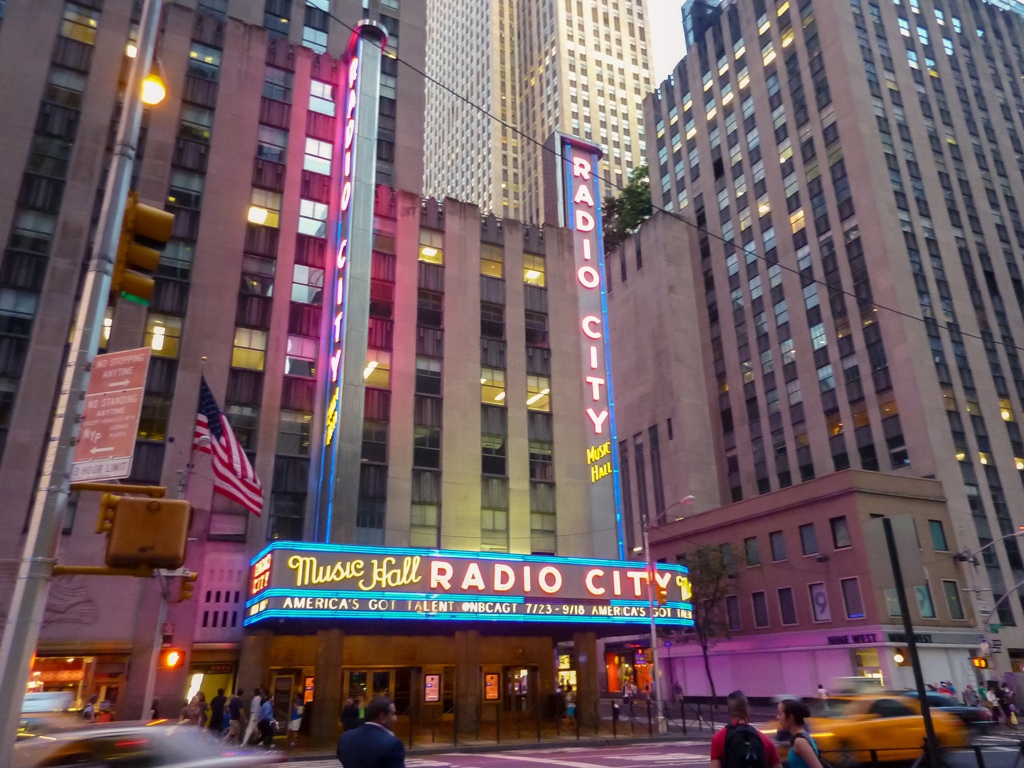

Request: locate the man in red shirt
(710, 691), (782, 768)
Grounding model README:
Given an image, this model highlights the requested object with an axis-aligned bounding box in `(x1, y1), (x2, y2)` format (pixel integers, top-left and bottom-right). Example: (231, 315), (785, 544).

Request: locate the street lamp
(142, 61), (166, 105)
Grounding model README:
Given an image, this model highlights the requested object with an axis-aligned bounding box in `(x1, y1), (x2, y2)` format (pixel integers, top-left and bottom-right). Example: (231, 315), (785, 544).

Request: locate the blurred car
(13, 722), (285, 767)
(801, 694), (968, 765)
(901, 690), (995, 731)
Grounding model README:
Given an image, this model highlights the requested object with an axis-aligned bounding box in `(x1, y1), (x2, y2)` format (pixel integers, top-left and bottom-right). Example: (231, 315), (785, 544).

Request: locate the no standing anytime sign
(70, 347), (151, 482)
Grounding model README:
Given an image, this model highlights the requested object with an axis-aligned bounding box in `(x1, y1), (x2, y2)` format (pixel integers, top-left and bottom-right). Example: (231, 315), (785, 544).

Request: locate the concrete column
(311, 628), (344, 746)
(116, 578), (161, 720)
(455, 630), (481, 733)
(236, 627), (272, 702)
(574, 631), (600, 729)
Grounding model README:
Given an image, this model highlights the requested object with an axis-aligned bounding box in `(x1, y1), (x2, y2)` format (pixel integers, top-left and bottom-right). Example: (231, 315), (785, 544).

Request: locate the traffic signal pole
(0, 0), (163, 760)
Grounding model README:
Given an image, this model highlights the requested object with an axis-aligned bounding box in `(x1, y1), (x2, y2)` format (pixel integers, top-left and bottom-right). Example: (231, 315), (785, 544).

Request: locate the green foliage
(681, 547), (737, 715)
(602, 166), (652, 251)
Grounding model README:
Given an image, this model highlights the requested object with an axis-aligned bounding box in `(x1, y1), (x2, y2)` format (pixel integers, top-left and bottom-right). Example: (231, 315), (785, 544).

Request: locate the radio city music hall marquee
(557, 133), (625, 558)
(246, 543), (694, 627)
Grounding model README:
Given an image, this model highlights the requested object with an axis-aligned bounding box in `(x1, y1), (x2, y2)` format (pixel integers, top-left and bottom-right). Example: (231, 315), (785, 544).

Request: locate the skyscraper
(637, 0), (1024, 660)
(424, 0), (654, 223)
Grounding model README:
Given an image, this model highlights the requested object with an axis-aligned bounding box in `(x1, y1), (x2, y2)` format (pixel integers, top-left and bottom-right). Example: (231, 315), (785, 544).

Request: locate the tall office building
(0, 0), (626, 724)
(634, 0), (1024, 665)
(424, 0), (654, 223)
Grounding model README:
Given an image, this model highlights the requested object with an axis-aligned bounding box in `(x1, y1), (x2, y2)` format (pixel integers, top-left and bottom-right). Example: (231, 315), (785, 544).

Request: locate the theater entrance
(343, 668), (416, 716)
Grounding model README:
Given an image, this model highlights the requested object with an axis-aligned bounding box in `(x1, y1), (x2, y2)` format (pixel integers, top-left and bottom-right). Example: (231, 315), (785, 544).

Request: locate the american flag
(193, 376), (263, 516)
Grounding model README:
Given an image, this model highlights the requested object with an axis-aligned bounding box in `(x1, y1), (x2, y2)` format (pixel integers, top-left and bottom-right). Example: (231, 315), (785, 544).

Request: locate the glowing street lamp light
(141, 61), (166, 105)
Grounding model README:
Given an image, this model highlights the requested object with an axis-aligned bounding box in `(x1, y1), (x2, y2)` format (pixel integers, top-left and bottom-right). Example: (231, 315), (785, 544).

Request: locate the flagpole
(180, 356), (208, 501)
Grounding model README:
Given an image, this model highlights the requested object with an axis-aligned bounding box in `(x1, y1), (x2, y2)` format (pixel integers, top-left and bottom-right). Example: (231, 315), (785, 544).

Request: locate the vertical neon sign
(315, 22), (387, 542)
(560, 135), (625, 560)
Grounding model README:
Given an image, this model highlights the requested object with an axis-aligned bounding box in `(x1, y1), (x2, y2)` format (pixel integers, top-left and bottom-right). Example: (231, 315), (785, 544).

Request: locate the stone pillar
(115, 579), (160, 720)
(236, 627), (272, 700)
(573, 631), (600, 729)
(455, 630), (481, 733)
(311, 628), (344, 746)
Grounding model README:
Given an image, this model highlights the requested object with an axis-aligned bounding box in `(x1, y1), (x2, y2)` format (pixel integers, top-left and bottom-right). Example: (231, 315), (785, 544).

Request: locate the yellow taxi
(803, 695), (968, 764)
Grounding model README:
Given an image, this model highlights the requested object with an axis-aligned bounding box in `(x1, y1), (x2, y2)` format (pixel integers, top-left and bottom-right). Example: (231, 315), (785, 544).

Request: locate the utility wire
(329, 11), (1024, 361)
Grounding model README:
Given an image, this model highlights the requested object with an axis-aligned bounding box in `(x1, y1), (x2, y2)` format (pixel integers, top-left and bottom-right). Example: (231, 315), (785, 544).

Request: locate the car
(901, 690), (995, 731)
(13, 722), (285, 767)
(801, 694), (968, 765)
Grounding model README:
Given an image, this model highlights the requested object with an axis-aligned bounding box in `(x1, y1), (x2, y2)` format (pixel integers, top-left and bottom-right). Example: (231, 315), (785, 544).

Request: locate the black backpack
(723, 723), (768, 768)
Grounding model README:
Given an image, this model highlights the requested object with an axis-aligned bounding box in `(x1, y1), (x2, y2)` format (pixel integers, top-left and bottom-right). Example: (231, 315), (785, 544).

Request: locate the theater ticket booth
(240, 542), (693, 744)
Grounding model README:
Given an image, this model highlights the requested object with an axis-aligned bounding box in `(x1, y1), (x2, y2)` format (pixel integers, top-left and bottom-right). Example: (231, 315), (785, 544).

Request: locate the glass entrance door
(344, 670), (395, 704)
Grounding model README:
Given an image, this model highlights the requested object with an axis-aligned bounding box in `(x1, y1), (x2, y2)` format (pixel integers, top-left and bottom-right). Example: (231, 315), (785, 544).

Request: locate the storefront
(603, 641), (652, 696)
(662, 626), (985, 699)
(239, 542), (692, 742)
(29, 652), (129, 719)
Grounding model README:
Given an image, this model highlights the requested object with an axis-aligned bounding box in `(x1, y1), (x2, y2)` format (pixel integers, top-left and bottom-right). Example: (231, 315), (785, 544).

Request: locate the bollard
(613, 703), (618, 739)
(973, 744), (986, 768)
(496, 703), (501, 745)
(870, 749), (879, 768)
(647, 698), (653, 735)
(408, 711), (414, 749)
(536, 704), (541, 742)
(681, 699), (687, 736)
(576, 704), (581, 740)
(453, 703), (459, 748)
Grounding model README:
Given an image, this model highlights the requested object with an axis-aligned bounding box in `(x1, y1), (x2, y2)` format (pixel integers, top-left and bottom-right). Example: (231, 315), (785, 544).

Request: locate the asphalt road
(285, 732), (1024, 768)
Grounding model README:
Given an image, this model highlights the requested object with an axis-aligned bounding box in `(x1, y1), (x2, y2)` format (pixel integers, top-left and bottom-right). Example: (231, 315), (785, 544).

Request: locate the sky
(648, 0), (687, 85)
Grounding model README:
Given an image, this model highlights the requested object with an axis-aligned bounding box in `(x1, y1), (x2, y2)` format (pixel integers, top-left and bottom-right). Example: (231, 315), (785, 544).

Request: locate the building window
(752, 590), (770, 627)
(482, 435), (507, 476)
(481, 508), (509, 552)
(745, 536), (760, 565)
(254, 127), (288, 163)
(885, 588), (902, 617)
(415, 357), (442, 395)
(419, 229), (443, 264)
(830, 515), (851, 549)
(303, 137), (333, 175)
(770, 530), (787, 561)
(410, 504), (439, 548)
(364, 349), (391, 389)
(225, 405), (259, 450)
(413, 426), (441, 469)
(298, 199), (328, 238)
(726, 595), (741, 629)
(928, 520), (948, 551)
(145, 315), (182, 358)
(417, 290), (443, 329)
(529, 441), (554, 481)
(915, 583), (936, 619)
(481, 302), (505, 339)
(292, 264), (324, 304)
(285, 336), (316, 377)
(188, 43), (222, 80)
(800, 523), (818, 555)
(524, 253), (546, 286)
(809, 582), (831, 622)
(61, 3), (100, 45)
(527, 375), (551, 411)
(249, 188), (281, 228)
(268, 493), (304, 540)
(481, 368), (506, 404)
(481, 244), (503, 278)
(277, 410), (311, 456)
(309, 80), (335, 116)
(778, 587), (797, 625)
(232, 328), (268, 370)
(841, 577), (866, 618)
(264, 66), (293, 102)
(943, 580), (965, 620)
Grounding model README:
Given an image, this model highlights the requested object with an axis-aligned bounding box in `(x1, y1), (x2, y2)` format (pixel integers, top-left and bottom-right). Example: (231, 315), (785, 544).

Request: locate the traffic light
(160, 649), (183, 669)
(112, 191), (174, 303)
(972, 657), (990, 669)
(98, 493), (192, 569)
(656, 584), (668, 606)
(178, 571), (198, 602)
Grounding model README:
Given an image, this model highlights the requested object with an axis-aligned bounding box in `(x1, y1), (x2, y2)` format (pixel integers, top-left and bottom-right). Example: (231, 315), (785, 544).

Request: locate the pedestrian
(1001, 685), (1014, 725)
(289, 694), (304, 747)
(209, 688), (227, 734)
(81, 694), (99, 723)
(227, 689), (246, 744)
(564, 684), (577, 724)
(243, 687), (263, 745)
(150, 698), (159, 721)
(258, 692), (276, 748)
(777, 700), (823, 768)
(673, 683), (684, 702)
(965, 685), (980, 707)
(987, 686), (1001, 723)
(342, 697), (361, 732)
(709, 691), (782, 768)
(817, 683), (828, 712)
(336, 695), (405, 768)
(623, 680), (633, 710)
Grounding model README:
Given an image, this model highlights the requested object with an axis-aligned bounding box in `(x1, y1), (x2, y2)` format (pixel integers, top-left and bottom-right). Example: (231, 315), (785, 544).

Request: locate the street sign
(71, 347), (151, 482)
(992, 639), (1003, 648)
(989, 624), (1002, 634)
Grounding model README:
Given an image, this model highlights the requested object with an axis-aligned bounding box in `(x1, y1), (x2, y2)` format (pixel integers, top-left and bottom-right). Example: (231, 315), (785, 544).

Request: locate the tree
(680, 546), (737, 726)
(602, 165), (652, 251)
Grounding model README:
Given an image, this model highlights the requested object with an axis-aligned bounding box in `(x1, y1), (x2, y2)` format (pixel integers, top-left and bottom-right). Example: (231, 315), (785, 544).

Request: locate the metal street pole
(0, 0), (163, 759)
(641, 516), (667, 732)
(883, 518), (941, 768)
